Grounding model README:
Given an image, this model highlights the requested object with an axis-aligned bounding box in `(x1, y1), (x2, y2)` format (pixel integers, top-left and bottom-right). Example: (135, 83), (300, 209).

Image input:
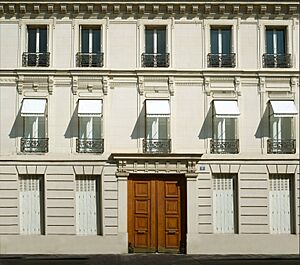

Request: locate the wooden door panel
(128, 176), (186, 253)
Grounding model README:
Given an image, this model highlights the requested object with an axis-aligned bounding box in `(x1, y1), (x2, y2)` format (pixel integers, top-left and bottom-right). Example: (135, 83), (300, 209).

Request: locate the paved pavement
(0, 254), (299, 265)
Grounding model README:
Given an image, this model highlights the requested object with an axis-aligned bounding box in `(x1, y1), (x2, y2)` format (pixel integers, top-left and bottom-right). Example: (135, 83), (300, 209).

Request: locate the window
(263, 28), (291, 68)
(213, 174), (236, 233)
(23, 26), (49, 67)
(19, 175), (44, 235)
(267, 101), (297, 154)
(144, 100), (171, 153)
(77, 27), (103, 67)
(76, 176), (99, 235)
(142, 27), (169, 67)
(20, 99), (48, 153)
(269, 174), (293, 234)
(211, 101), (240, 154)
(77, 99), (103, 153)
(208, 28), (235, 67)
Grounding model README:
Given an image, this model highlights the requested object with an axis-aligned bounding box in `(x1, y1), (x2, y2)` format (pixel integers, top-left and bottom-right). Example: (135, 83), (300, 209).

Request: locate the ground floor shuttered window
(212, 175), (236, 233)
(19, 175), (43, 234)
(75, 176), (99, 235)
(269, 174), (293, 234)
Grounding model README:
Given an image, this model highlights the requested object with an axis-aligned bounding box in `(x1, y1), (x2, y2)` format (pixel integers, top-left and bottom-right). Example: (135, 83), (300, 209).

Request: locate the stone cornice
(0, 1), (298, 17)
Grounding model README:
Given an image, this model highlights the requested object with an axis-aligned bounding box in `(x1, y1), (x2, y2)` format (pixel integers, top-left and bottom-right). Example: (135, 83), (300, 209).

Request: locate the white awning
(21, 99), (47, 117)
(146, 100), (170, 116)
(214, 100), (240, 118)
(78, 99), (102, 117)
(270, 100), (298, 117)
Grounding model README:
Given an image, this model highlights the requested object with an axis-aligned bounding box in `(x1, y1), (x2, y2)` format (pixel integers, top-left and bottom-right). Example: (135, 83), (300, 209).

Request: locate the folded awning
(21, 99), (47, 117)
(146, 100), (170, 116)
(213, 100), (240, 118)
(78, 99), (102, 117)
(270, 100), (298, 117)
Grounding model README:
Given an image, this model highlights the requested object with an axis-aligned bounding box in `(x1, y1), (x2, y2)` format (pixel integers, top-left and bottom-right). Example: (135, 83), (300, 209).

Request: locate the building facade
(0, 0), (299, 254)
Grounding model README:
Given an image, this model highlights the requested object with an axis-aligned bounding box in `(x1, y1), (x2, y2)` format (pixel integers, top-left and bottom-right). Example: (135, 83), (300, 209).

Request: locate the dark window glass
(211, 29), (218, 54)
(276, 29), (285, 54)
(92, 29), (101, 53)
(266, 29), (274, 54)
(28, 28), (37, 53)
(221, 29), (231, 54)
(145, 29), (154, 54)
(81, 29), (89, 53)
(157, 29), (166, 54)
(39, 28), (47, 53)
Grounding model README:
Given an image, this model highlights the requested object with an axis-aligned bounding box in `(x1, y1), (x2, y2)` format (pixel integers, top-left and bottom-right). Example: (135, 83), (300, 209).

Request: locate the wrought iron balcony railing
(262, 53), (292, 68)
(21, 138), (49, 153)
(267, 139), (296, 154)
(143, 139), (171, 154)
(76, 138), (104, 153)
(207, 53), (236, 68)
(22, 52), (50, 67)
(141, 53), (170, 67)
(76, 52), (104, 67)
(210, 139), (239, 154)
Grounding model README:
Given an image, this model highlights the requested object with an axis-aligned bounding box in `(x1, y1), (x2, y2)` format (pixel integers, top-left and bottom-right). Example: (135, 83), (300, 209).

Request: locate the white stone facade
(0, 1), (299, 254)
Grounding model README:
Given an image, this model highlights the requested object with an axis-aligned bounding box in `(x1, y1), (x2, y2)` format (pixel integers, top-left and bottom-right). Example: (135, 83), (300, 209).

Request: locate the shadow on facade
(131, 105), (145, 139)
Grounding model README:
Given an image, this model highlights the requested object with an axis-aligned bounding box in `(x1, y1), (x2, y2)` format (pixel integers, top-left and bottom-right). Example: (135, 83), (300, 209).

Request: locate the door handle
(137, 230), (146, 234)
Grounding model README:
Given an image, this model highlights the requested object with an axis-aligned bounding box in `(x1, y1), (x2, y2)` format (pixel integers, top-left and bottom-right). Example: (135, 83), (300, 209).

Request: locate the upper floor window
(142, 27), (169, 67)
(23, 26), (49, 67)
(210, 101), (240, 154)
(20, 99), (48, 153)
(267, 101), (297, 154)
(208, 28), (235, 68)
(76, 99), (104, 153)
(263, 28), (291, 68)
(76, 27), (103, 67)
(143, 100), (171, 153)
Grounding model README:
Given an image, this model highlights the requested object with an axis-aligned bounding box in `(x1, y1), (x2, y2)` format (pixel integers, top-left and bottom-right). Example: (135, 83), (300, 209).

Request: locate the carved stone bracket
(168, 76), (175, 96)
(235, 77), (241, 96)
(291, 77), (299, 93)
(259, 77), (266, 93)
(17, 75), (24, 95)
(138, 76), (145, 95)
(102, 76), (109, 95)
(48, 76), (54, 95)
(72, 76), (78, 95)
(204, 77), (211, 96)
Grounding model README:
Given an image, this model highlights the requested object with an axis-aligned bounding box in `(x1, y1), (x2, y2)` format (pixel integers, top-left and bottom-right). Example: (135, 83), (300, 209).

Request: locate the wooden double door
(128, 175), (186, 253)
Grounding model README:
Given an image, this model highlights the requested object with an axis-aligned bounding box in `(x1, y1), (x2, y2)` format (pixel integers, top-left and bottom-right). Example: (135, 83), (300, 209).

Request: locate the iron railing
(143, 139), (171, 153)
(262, 53), (292, 68)
(210, 139), (239, 154)
(21, 138), (49, 153)
(76, 138), (104, 153)
(141, 53), (170, 67)
(207, 53), (236, 67)
(76, 52), (104, 67)
(267, 139), (296, 154)
(22, 52), (50, 67)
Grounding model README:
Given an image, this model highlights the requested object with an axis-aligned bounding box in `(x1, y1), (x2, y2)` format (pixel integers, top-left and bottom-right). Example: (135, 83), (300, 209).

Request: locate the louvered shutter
(20, 176), (42, 234)
(270, 175), (291, 234)
(213, 175), (235, 233)
(76, 176), (97, 235)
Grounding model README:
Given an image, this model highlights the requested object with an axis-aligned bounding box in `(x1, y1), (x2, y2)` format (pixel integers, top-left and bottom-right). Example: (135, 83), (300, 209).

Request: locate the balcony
(141, 53), (170, 67)
(210, 139), (239, 154)
(76, 52), (104, 67)
(21, 138), (49, 153)
(76, 138), (104, 153)
(143, 139), (171, 154)
(207, 53), (236, 68)
(22, 52), (50, 67)
(262, 53), (292, 68)
(267, 139), (296, 154)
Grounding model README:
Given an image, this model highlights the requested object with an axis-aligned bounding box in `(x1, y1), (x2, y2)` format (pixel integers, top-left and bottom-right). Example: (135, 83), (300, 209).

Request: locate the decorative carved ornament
(0, 2), (297, 17)
(111, 153), (202, 176)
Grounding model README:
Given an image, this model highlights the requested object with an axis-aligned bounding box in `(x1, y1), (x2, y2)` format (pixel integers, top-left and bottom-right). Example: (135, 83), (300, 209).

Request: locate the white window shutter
(20, 176), (42, 234)
(76, 176), (97, 235)
(270, 175), (291, 234)
(213, 175), (234, 233)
